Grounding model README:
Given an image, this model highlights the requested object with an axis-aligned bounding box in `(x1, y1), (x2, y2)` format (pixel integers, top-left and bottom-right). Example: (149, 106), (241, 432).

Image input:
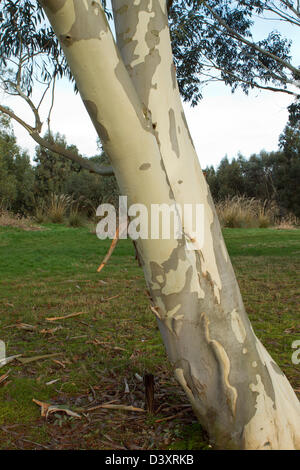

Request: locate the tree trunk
(39, 0), (300, 449)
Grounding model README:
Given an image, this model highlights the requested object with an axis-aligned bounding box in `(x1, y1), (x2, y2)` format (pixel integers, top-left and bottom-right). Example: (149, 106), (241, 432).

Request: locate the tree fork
(39, 0), (300, 449)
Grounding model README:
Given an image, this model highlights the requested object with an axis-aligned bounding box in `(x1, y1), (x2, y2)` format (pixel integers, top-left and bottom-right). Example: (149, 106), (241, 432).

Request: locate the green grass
(0, 224), (135, 280)
(0, 225), (299, 450)
(223, 227), (300, 257)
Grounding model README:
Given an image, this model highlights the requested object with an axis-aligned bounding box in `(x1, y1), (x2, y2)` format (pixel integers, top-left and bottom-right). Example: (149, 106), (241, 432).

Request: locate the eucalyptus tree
(0, 0), (299, 449)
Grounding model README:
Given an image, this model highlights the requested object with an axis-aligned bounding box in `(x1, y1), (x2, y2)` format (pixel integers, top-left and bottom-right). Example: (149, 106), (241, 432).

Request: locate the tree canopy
(0, 0), (299, 106)
(0, 0), (298, 176)
(169, 1), (300, 105)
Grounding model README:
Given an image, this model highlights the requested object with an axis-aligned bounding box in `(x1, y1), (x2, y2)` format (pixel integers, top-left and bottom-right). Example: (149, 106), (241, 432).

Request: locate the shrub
(67, 210), (86, 228)
(275, 213), (300, 229)
(216, 196), (278, 228)
(46, 193), (73, 224)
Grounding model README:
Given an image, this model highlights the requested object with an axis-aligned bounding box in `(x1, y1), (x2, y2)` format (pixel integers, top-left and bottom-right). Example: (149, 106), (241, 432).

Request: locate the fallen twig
(97, 225), (120, 273)
(46, 378), (60, 386)
(124, 378), (130, 394)
(86, 403), (145, 413)
(45, 312), (84, 321)
(52, 359), (66, 368)
(0, 370), (10, 385)
(16, 323), (37, 331)
(101, 294), (120, 302)
(18, 353), (63, 364)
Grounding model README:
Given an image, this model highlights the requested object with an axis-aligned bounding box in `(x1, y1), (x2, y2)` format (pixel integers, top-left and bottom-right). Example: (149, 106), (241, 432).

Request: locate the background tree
(0, 112), (34, 213)
(34, 134), (119, 210)
(0, 113), (17, 208)
(275, 122), (300, 215)
(64, 153), (119, 210)
(240, 151), (275, 201)
(34, 132), (81, 198)
(215, 156), (245, 198)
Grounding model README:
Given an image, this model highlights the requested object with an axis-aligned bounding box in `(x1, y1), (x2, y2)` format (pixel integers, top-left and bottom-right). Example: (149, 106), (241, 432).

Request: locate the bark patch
(61, 0), (108, 46)
(84, 100), (110, 144)
(139, 163), (151, 171)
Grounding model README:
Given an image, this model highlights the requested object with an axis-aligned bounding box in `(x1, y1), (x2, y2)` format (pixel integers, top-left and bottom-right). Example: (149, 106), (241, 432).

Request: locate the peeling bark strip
(201, 313), (238, 417)
(169, 109), (180, 158)
(40, 0), (300, 449)
(60, 0), (108, 46)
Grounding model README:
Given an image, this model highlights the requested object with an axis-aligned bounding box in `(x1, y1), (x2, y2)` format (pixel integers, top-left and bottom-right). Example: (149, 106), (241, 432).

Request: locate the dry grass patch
(216, 195), (278, 228)
(275, 213), (300, 230)
(216, 195), (299, 229)
(0, 210), (42, 231)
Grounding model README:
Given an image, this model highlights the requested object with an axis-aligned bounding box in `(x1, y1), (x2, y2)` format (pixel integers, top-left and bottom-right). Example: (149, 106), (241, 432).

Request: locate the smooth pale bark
(111, 0), (300, 449)
(39, 0), (300, 449)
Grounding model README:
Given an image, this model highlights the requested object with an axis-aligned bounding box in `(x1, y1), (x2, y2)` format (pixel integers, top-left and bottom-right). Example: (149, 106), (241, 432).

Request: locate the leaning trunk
(39, 0), (300, 449)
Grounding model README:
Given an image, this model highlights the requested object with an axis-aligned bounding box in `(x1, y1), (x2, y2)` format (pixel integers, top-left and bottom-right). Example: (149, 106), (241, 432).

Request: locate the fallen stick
(101, 294), (120, 302)
(86, 403), (145, 413)
(18, 353), (63, 364)
(45, 312), (84, 322)
(97, 217), (128, 273)
(0, 370), (10, 385)
(97, 225), (120, 273)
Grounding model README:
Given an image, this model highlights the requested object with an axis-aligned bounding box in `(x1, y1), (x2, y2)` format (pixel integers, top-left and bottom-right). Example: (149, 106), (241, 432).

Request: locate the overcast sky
(3, 80), (294, 170)
(1, 5), (298, 170)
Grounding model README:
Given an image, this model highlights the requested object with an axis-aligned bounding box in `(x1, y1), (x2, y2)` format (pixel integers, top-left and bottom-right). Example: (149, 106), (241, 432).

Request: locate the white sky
(1, 5), (298, 170)
(4, 81), (293, 169)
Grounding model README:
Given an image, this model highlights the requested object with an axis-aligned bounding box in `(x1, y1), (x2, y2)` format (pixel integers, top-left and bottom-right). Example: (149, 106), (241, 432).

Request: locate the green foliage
(0, 112), (34, 213)
(33, 135), (119, 217)
(0, 0), (298, 107)
(169, 0), (299, 105)
(63, 154), (119, 212)
(0, 119), (118, 218)
(33, 133), (81, 199)
(275, 124), (300, 216)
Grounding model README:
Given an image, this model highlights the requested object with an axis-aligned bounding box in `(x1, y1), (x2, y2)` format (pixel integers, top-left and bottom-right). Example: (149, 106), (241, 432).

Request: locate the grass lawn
(0, 224), (299, 450)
